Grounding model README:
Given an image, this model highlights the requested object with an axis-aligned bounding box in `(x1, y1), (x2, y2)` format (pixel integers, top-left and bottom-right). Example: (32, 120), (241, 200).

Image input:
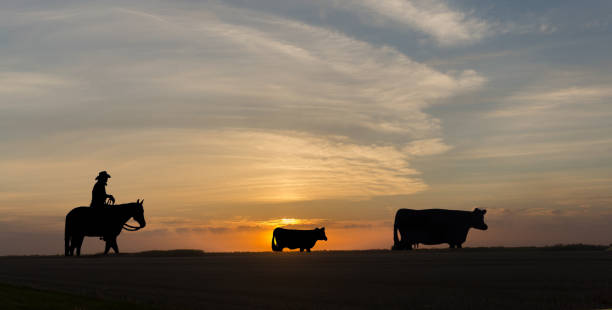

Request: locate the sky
(1, 0), (611, 255)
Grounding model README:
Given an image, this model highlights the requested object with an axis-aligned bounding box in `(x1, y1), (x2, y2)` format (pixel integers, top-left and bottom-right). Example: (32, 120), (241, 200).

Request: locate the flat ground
(0, 250), (611, 310)
(0, 283), (153, 310)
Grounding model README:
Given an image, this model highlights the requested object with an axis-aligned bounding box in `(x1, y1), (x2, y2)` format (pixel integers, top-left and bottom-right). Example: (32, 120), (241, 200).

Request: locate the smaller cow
(271, 227), (327, 252)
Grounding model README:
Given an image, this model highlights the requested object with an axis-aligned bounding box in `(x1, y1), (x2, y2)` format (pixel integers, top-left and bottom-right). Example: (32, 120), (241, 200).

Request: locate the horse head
(123, 199), (146, 231)
(133, 199), (146, 228)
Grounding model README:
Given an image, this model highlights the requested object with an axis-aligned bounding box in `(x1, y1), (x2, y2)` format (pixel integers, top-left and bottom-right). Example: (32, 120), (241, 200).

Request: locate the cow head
(316, 227), (328, 241)
(471, 208), (488, 230)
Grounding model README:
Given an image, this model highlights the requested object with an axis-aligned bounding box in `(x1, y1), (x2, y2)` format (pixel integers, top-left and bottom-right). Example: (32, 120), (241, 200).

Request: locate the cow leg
(66, 237), (73, 256)
(65, 236), (71, 256)
(300, 248), (304, 252)
(401, 232), (411, 250)
(307, 248), (311, 252)
(69, 242), (75, 256)
(457, 244), (462, 249)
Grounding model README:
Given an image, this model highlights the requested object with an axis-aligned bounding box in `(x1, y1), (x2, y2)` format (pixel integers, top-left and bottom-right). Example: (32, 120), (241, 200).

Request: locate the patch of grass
(542, 243), (609, 251)
(85, 249), (206, 257)
(389, 243), (610, 252)
(0, 283), (155, 310)
(127, 249), (206, 257)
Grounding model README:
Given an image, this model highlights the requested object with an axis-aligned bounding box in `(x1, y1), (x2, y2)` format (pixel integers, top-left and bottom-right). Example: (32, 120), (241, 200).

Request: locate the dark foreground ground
(0, 283), (153, 310)
(0, 249), (611, 310)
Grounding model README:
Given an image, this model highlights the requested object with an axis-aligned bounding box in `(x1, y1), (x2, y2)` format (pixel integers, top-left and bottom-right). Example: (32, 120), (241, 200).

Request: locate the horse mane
(108, 202), (140, 208)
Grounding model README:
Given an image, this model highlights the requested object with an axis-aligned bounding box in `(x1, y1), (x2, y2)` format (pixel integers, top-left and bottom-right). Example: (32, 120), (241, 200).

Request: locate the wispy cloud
(329, 0), (491, 46)
(0, 72), (74, 96)
(403, 138), (452, 156)
(0, 2), (486, 208)
(460, 138), (612, 159)
(1, 3), (484, 138)
(490, 86), (612, 117)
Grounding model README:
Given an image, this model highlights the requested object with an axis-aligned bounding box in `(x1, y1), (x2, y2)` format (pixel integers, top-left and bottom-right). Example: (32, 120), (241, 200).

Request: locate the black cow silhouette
(392, 208), (488, 250)
(271, 227), (327, 252)
(65, 200), (146, 256)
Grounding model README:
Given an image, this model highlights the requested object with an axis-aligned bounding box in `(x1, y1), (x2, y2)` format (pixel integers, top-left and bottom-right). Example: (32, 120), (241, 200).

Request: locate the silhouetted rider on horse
(65, 170), (146, 256)
(91, 171), (115, 208)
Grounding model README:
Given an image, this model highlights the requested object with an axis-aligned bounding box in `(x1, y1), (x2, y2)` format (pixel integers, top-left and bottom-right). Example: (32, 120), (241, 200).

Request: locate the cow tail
(271, 232), (281, 252)
(64, 216), (71, 256)
(393, 221), (401, 250)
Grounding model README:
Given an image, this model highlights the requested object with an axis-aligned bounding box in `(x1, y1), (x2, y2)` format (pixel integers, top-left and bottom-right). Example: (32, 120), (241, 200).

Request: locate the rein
(123, 223), (141, 231)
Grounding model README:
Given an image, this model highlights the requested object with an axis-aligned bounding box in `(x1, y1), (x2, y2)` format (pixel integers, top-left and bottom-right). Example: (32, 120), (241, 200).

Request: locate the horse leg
(73, 235), (84, 256)
(110, 238), (119, 254)
(104, 239), (111, 255)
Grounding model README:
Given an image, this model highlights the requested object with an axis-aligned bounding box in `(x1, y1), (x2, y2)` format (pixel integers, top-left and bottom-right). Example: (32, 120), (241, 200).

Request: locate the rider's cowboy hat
(95, 171), (111, 180)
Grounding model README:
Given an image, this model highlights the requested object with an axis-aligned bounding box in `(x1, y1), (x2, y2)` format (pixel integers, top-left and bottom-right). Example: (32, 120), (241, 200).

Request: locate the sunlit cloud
(0, 129), (428, 208)
(259, 218), (309, 227)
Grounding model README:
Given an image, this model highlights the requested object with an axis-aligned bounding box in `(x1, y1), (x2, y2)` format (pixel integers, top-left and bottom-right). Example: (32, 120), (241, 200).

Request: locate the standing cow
(392, 208), (488, 250)
(271, 227), (327, 252)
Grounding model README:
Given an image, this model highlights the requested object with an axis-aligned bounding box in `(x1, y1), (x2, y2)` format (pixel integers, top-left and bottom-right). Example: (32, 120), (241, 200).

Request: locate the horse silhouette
(65, 199), (146, 256)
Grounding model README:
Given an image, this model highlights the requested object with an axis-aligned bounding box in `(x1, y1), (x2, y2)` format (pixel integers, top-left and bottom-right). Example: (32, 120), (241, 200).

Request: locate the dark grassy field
(0, 248), (611, 309)
(0, 283), (155, 310)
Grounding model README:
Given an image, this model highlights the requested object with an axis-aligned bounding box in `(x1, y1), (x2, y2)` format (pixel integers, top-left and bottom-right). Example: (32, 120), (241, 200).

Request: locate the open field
(0, 249), (611, 309)
(0, 283), (154, 310)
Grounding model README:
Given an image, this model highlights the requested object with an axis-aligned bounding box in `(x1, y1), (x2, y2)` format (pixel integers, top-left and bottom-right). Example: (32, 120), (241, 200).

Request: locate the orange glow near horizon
(260, 218), (304, 227)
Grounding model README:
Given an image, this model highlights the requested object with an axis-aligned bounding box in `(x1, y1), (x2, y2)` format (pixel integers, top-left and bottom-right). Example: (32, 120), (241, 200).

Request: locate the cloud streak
(490, 86), (612, 117)
(329, 0), (491, 46)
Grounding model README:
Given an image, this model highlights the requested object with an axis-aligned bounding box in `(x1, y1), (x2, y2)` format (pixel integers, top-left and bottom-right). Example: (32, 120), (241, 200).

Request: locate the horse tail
(271, 229), (282, 252)
(64, 215), (71, 256)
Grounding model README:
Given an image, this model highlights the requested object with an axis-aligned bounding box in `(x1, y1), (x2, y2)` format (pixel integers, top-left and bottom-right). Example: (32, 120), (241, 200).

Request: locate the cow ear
(482, 209), (486, 214)
(321, 227), (325, 231)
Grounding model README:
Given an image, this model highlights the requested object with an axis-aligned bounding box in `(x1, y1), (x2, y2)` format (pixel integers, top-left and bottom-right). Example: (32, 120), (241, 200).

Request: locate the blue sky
(1, 0), (611, 254)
